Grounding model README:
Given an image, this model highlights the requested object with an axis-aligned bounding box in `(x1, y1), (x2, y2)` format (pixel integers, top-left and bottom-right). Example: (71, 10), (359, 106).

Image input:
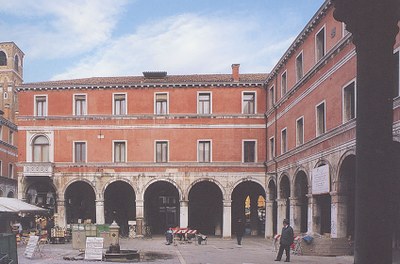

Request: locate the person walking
(236, 218), (245, 246)
(275, 219), (294, 262)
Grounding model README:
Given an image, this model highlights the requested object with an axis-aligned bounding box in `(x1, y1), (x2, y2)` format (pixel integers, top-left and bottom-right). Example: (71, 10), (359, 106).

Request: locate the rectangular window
(269, 86), (275, 109)
(269, 137), (275, 160)
(155, 93), (168, 115)
(198, 92), (211, 114)
(394, 51), (399, 98)
(281, 128), (287, 154)
(113, 94), (126, 115)
(316, 102), (326, 136)
(296, 117), (304, 146)
(74, 142), (86, 163)
(74, 94), (87, 115)
(156, 141), (168, 163)
(343, 81), (356, 122)
(281, 71), (287, 96)
(242, 92), (255, 114)
(316, 26), (326, 62)
(8, 164), (13, 178)
(198, 140), (211, 163)
(35, 95), (47, 116)
(8, 130), (13, 145)
(114, 141), (126, 163)
(0, 126), (2, 141)
(243, 140), (256, 163)
(296, 52), (304, 81)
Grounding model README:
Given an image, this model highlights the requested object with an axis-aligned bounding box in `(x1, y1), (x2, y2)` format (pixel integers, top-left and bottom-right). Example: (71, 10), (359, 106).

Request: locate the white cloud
(0, 0), (129, 59)
(52, 13), (292, 80)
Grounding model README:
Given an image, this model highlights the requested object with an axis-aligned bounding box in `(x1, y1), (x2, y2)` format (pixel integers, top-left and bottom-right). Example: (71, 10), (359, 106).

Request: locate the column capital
(180, 200), (189, 206)
(223, 200), (232, 207)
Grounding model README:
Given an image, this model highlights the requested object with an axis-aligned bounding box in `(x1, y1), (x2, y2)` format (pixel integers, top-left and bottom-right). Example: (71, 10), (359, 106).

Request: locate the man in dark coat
(235, 218), (245, 245)
(275, 219), (294, 262)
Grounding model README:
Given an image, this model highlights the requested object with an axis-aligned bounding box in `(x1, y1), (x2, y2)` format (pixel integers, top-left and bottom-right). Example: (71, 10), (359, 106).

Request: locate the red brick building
(16, 65), (267, 237)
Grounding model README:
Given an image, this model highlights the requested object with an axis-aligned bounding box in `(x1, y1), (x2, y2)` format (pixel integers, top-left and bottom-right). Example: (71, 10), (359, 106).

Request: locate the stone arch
(293, 169), (309, 233)
(64, 180), (97, 224)
(140, 178), (182, 201)
(61, 178), (97, 198)
(7, 191), (14, 198)
(101, 178), (137, 200)
(187, 178), (225, 200)
(24, 179), (57, 215)
(278, 173), (291, 227)
(266, 179), (278, 236)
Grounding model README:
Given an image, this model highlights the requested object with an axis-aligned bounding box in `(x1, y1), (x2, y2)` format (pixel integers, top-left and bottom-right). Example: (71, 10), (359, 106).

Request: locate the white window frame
(113, 93), (127, 115)
(315, 25), (326, 63)
(154, 92), (169, 115)
(281, 127), (287, 155)
(268, 86), (275, 109)
(197, 139), (212, 163)
(73, 93), (88, 116)
(197, 91), (212, 115)
(34, 94), (48, 117)
(295, 51), (304, 82)
(296, 116), (304, 147)
(73, 141), (87, 163)
(27, 132), (54, 163)
(242, 91), (257, 114)
(281, 70), (287, 96)
(342, 79), (357, 123)
(154, 140), (169, 163)
(316, 100), (326, 136)
(268, 137), (275, 160)
(242, 139), (257, 163)
(112, 140), (127, 163)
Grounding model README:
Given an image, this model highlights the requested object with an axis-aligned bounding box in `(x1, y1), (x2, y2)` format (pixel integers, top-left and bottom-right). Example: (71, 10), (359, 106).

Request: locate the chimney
(231, 64), (240, 82)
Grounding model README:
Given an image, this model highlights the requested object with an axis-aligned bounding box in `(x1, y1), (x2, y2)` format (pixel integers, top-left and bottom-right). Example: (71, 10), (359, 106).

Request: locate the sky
(0, 0), (325, 83)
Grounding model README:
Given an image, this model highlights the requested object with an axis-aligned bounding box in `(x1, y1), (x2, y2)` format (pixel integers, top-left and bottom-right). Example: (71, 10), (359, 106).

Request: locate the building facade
(264, 0), (400, 242)
(16, 65), (267, 237)
(0, 42), (22, 198)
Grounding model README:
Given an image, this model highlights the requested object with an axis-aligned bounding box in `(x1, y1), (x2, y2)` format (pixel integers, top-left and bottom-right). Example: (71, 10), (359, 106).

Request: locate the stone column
(180, 200), (189, 228)
(222, 199), (232, 238)
(250, 195), (259, 236)
(276, 199), (287, 232)
(95, 199), (105, 225)
(265, 200), (274, 238)
(135, 199), (144, 236)
(330, 192), (347, 238)
(333, 1), (399, 263)
(307, 195), (318, 234)
(290, 198), (301, 235)
(56, 199), (66, 228)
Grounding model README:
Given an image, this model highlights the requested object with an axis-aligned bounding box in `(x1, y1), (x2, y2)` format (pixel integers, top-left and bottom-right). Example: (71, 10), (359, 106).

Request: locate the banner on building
(311, 164), (330, 194)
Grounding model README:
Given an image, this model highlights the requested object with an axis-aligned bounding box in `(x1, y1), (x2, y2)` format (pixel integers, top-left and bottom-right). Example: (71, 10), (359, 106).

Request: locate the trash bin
(0, 233), (17, 264)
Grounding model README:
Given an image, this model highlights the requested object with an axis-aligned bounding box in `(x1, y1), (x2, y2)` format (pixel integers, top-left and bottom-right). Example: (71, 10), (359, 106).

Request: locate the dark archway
(65, 181), (96, 224)
(104, 181), (136, 236)
(338, 154), (356, 238)
(188, 181), (223, 236)
(144, 181), (179, 234)
(268, 180), (278, 235)
(232, 181), (265, 236)
(26, 179), (57, 215)
(280, 175), (290, 221)
(294, 171), (309, 233)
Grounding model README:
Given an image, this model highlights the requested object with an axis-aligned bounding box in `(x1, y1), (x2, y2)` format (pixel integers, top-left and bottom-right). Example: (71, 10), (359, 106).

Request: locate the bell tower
(0, 42), (24, 122)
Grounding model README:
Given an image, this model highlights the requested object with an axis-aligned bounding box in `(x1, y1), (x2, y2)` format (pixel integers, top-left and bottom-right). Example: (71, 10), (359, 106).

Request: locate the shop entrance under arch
(144, 181), (179, 235)
(25, 179), (57, 215)
(232, 181), (265, 236)
(104, 181), (136, 237)
(65, 181), (96, 224)
(188, 181), (223, 236)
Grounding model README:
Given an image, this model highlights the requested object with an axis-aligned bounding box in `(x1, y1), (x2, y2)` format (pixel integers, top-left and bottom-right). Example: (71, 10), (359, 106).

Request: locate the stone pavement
(16, 236), (355, 264)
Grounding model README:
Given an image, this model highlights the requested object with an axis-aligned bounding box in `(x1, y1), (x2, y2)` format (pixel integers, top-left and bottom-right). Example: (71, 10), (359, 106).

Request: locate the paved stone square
(16, 236), (355, 264)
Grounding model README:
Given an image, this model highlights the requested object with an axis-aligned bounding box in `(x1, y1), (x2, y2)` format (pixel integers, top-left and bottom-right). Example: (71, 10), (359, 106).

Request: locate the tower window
(14, 55), (19, 71)
(0, 51), (6, 66)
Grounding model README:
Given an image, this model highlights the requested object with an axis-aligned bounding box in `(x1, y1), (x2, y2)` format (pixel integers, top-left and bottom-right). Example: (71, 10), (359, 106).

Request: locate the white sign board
(312, 164), (330, 194)
(84, 237), (104, 260)
(24, 235), (39, 259)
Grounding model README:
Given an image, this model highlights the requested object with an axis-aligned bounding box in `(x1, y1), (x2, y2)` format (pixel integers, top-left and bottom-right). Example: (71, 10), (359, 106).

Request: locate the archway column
(277, 198), (287, 232)
(95, 199), (105, 225)
(306, 194), (318, 234)
(180, 200), (188, 228)
(250, 194), (259, 235)
(265, 200), (274, 238)
(290, 197), (302, 235)
(56, 199), (66, 228)
(135, 199), (144, 236)
(222, 199), (232, 238)
(330, 192), (347, 238)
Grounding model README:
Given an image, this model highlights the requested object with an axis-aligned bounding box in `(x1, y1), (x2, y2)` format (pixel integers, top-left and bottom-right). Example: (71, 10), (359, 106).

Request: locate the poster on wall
(311, 164), (330, 194)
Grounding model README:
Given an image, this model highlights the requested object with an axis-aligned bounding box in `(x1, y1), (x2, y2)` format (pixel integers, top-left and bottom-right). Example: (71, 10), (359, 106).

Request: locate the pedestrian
(275, 219), (294, 262)
(236, 218), (245, 246)
(165, 227), (173, 245)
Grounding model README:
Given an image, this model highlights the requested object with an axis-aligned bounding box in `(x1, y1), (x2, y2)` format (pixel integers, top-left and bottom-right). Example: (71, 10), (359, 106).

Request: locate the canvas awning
(0, 197), (48, 214)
